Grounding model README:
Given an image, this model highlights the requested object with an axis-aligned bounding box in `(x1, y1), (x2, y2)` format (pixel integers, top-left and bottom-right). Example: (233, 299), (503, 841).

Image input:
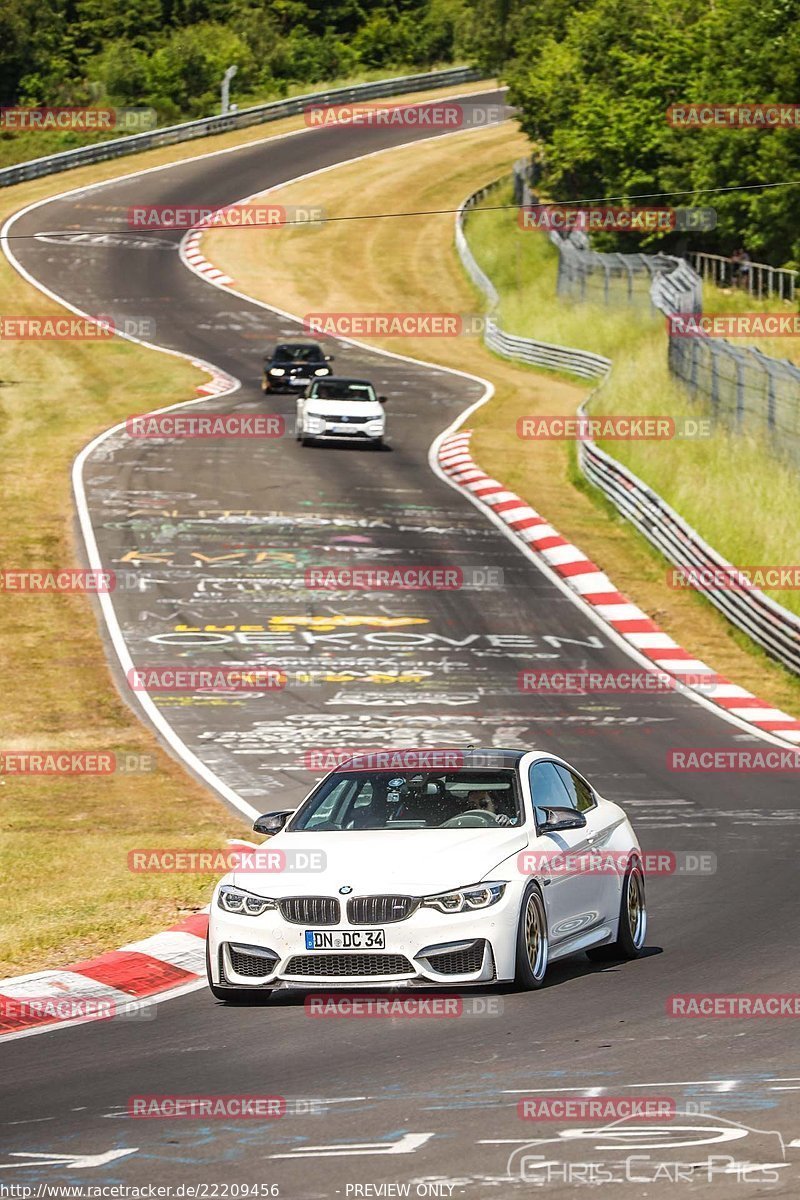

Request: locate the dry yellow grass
(203, 123), (800, 717)
(0, 80), (495, 976)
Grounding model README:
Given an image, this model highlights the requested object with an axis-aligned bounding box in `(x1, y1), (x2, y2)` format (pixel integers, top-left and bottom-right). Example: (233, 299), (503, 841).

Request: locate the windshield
(274, 344), (324, 363)
(290, 770), (522, 831)
(308, 380), (377, 402)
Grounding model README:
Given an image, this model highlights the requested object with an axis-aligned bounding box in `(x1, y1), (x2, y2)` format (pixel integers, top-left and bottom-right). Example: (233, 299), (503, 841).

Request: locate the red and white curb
(0, 837), (276, 1038)
(438, 429), (800, 744)
(0, 912), (209, 1039)
(192, 358), (237, 396)
(183, 229), (233, 288)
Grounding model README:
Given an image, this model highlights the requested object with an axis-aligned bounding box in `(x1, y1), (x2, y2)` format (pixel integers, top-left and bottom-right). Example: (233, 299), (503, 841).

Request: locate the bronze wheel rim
(627, 869), (646, 948)
(524, 893), (548, 978)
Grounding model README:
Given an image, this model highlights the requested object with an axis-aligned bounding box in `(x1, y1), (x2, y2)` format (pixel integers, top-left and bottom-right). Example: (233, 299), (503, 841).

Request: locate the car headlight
(313, 367), (330, 376)
(306, 411), (325, 421)
(269, 367), (285, 376)
(217, 884), (277, 917)
(421, 881), (507, 914)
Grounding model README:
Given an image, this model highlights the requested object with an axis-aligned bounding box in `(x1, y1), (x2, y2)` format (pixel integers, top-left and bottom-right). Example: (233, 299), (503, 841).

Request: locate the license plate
(305, 929), (385, 950)
(289, 376), (309, 386)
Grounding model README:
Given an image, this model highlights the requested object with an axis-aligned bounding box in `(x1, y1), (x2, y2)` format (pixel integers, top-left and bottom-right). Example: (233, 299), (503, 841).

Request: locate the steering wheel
(440, 809), (499, 828)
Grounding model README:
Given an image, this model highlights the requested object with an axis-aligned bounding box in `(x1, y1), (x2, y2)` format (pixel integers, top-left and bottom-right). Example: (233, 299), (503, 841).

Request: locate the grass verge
(201, 122), (800, 718)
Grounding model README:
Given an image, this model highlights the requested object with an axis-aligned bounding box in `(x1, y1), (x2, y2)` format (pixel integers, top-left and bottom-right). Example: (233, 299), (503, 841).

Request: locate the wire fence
(512, 160), (800, 460)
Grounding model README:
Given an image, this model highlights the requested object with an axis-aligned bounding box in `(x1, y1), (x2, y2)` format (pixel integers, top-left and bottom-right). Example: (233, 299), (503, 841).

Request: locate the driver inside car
(468, 789), (516, 826)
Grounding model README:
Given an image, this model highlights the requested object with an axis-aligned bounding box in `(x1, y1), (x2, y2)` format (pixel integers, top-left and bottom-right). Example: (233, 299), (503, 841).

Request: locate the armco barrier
(455, 174), (800, 677)
(577, 406), (800, 674)
(457, 180), (610, 380)
(0, 67), (481, 189)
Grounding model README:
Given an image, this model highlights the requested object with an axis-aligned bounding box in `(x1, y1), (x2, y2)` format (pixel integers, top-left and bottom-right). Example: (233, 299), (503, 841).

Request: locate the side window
(554, 765), (595, 813)
(529, 761), (573, 827)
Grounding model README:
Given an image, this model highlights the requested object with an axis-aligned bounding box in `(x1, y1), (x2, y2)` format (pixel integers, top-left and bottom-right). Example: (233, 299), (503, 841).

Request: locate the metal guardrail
(689, 250), (798, 303)
(457, 180), (610, 380)
(0, 66), (481, 189)
(457, 169), (800, 677)
(577, 406), (800, 675)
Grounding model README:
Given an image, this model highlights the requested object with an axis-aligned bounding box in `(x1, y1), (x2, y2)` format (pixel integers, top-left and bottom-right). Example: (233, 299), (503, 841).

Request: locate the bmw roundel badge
(339, 885), (353, 895)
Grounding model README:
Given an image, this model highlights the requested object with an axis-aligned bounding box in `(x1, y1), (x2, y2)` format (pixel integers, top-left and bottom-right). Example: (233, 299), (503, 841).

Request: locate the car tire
(514, 883), (549, 989)
(300, 434), (314, 447)
(586, 859), (647, 962)
(205, 939), (271, 1003)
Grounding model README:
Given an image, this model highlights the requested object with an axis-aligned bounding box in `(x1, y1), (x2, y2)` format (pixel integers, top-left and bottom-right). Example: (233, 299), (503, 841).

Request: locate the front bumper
(265, 373), (327, 391)
(304, 422), (384, 441)
(208, 893), (519, 990)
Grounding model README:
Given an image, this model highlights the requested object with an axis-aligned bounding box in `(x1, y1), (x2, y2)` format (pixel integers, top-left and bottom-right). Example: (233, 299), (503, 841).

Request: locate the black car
(262, 342), (333, 393)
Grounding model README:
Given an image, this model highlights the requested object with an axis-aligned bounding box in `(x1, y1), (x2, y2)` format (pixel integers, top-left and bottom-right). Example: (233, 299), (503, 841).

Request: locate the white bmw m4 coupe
(206, 749), (647, 999)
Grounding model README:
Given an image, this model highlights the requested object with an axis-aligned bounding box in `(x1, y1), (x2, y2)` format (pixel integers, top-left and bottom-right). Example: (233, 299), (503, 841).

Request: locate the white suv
(296, 377), (387, 448)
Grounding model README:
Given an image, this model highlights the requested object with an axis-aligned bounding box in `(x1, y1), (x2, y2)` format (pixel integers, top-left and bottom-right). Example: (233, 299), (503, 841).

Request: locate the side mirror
(539, 806), (586, 834)
(378, 396), (387, 404)
(253, 809), (295, 835)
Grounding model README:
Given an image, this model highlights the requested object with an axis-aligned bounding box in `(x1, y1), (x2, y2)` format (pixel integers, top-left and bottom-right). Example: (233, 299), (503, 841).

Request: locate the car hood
(305, 398), (383, 417)
(231, 828), (528, 896)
